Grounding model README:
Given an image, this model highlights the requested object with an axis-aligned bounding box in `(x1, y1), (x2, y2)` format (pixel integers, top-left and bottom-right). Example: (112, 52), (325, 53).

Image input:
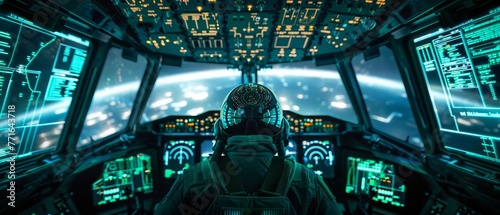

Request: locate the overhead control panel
(112, 0), (394, 68)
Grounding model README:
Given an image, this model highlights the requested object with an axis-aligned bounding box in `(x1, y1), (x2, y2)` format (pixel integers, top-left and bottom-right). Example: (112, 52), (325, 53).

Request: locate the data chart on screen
(0, 14), (90, 161)
(413, 7), (500, 164)
(92, 154), (153, 206)
(345, 156), (406, 207)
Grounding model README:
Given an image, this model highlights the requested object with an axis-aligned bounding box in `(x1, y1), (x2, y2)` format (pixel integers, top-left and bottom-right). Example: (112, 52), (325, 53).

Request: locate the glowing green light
(165, 169), (175, 178)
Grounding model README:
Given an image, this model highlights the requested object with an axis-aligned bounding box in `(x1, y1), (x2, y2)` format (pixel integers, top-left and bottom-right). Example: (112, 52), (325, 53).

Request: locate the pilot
(154, 83), (342, 215)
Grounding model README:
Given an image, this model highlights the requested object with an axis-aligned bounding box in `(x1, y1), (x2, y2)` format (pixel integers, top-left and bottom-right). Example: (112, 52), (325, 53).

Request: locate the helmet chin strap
(275, 119), (290, 156)
(211, 138), (226, 162)
(276, 139), (286, 156)
(211, 119), (227, 162)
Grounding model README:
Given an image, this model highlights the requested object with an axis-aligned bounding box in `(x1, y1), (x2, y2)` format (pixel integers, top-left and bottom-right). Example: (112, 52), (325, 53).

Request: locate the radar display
(164, 140), (195, 178)
(302, 140), (334, 177)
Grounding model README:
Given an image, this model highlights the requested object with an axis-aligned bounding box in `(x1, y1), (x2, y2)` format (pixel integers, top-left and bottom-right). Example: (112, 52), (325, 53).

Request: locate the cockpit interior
(0, 0), (499, 214)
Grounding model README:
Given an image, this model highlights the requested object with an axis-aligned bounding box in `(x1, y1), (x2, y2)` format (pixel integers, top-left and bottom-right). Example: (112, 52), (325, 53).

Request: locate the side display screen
(164, 140), (195, 179)
(0, 14), (90, 161)
(345, 156), (405, 207)
(413, 7), (500, 164)
(201, 139), (215, 161)
(302, 140), (334, 178)
(92, 154), (153, 206)
(285, 139), (297, 157)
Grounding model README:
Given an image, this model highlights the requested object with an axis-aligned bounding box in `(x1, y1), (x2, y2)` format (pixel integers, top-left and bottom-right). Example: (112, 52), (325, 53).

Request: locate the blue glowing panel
(0, 14), (90, 161)
(413, 7), (500, 164)
(302, 140), (334, 178)
(345, 156), (405, 207)
(164, 140), (195, 179)
(201, 139), (215, 161)
(285, 139), (297, 157)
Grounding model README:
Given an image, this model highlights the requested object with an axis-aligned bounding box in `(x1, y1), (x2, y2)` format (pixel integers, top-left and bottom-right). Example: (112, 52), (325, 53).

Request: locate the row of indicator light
(102, 188), (121, 195)
(123, 0), (336, 13)
(357, 165), (383, 173)
(375, 188), (394, 196)
(103, 194), (122, 201)
(161, 114), (333, 130)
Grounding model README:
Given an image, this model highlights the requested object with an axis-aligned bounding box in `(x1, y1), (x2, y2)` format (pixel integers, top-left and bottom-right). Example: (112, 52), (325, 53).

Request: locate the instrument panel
(143, 110), (345, 179)
(92, 154), (154, 206)
(147, 110), (345, 134)
(161, 137), (336, 179)
(112, 0), (394, 67)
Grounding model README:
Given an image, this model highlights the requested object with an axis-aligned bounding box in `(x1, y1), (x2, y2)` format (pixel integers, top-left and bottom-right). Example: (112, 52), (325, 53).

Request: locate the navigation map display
(413, 7), (500, 164)
(0, 14), (90, 161)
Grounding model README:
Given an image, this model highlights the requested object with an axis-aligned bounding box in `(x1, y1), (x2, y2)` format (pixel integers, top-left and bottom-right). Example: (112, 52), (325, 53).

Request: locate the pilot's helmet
(219, 83), (283, 137)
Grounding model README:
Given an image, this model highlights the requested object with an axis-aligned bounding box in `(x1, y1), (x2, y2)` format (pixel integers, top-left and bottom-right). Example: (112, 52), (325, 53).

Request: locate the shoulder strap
(260, 156), (296, 195)
(277, 157), (296, 195)
(183, 161), (210, 184)
(291, 160), (315, 181)
(259, 156), (284, 193)
(218, 157), (247, 194)
(206, 160), (229, 195)
(180, 161), (206, 193)
(184, 159), (247, 196)
(200, 159), (211, 181)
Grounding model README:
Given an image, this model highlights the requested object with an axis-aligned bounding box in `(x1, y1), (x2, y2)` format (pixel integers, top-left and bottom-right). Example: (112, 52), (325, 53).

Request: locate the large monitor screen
(164, 140), (195, 179)
(92, 154), (153, 206)
(413, 7), (500, 164)
(302, 140), (334, 178)
(345, 156), (406, 207)
(0, 14), (90, 161)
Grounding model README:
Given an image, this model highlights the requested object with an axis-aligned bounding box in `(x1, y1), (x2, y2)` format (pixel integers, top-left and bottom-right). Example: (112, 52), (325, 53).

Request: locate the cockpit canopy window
(141, 61), (358, 124)
(77, 47), (147, 149)
(258, 61), (358, 124)
(141, 62), (238, 123)
(352, 46), (424, 149)
(0, 14), (90, 161)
